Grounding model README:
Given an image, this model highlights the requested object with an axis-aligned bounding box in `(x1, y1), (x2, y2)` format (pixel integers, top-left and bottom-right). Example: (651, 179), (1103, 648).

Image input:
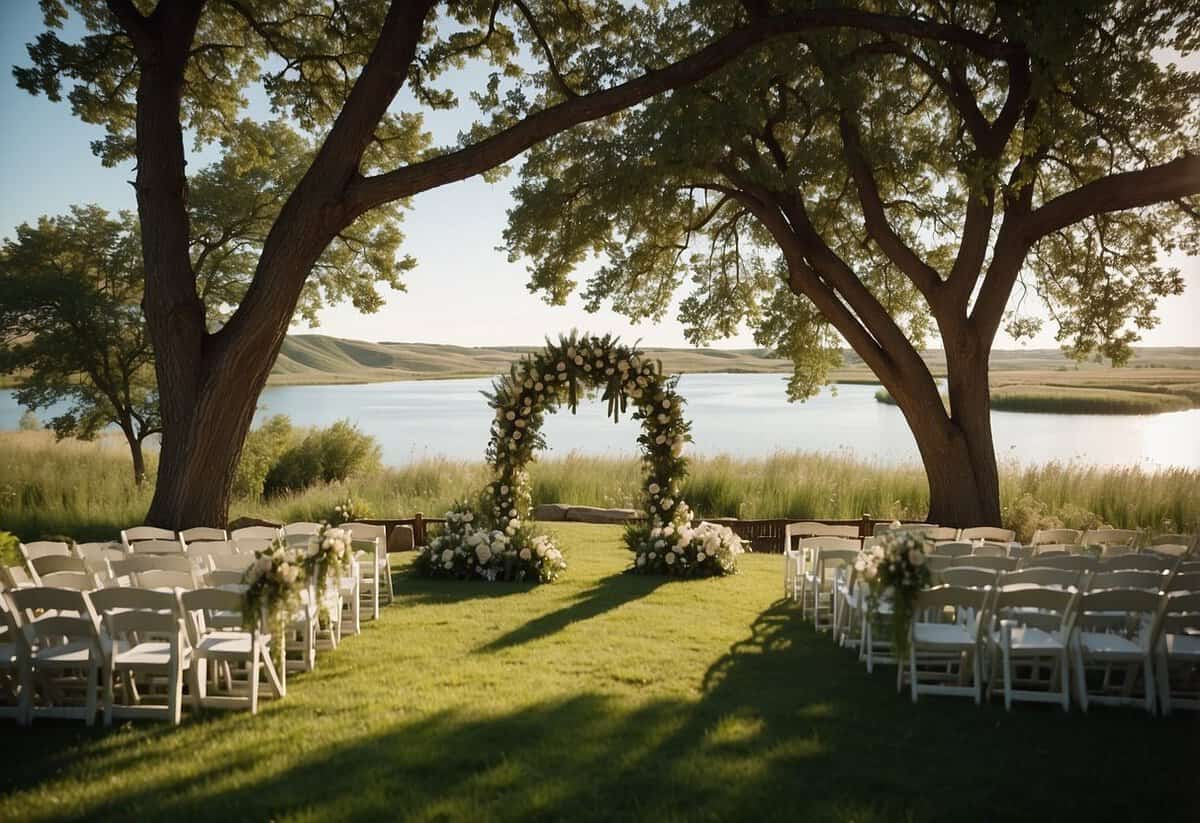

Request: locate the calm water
(6, 374), (1196, 468)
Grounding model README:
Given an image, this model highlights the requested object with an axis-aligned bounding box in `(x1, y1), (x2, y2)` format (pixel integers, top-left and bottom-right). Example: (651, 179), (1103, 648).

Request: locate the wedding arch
(415, 331), (743, 582)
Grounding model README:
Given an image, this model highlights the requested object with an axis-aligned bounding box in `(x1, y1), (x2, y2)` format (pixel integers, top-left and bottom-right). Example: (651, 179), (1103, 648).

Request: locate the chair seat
(992, 626), (1065, 651)
(196, 632), (255, 657)
(1163, 633), (1200, 659)
(1077, 631), (1144, 657)
(33, 640), (95, 665)
(114, 641), (186, 667)
(913, 622), (975, 648)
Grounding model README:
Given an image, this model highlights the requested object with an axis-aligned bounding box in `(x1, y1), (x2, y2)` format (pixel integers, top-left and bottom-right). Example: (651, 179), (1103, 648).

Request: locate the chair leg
(909, 648), (918, 703)
(103, 658), (116, 727)
(1059, 649), (1070, 711)
(168, 653), (184, 725)
(972, 650), (982, 706)
(1155, 649), (1171, 717)
(1073, 642), (1089, 713)
(1141, 653), (1156, 716)
(1002, 640), (1013, 712)
(85, 661), (98, 727)
(189, 658), (206, 712)
(249, 651), (260, 715)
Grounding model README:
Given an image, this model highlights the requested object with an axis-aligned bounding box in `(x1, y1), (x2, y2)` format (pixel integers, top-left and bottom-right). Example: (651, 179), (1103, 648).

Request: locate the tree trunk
(894, 330), (1002, 528)
(121, 426), (146, 486)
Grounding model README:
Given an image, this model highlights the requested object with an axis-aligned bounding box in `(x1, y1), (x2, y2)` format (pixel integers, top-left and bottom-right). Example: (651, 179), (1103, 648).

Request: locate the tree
(503, 1), (1200, 525)
(0, 206), (159, 482)
(14, 0), (1017, 527)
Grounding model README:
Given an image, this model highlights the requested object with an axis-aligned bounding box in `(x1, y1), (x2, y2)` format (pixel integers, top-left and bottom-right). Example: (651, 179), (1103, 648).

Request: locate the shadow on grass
(4, 600), (1195, 822)
(477, 572), (667, 652)
(392, 569), (539, 604)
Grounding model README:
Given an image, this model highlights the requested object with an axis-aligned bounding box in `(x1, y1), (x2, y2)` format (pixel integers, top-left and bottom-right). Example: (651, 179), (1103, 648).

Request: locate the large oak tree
(15, 0), (1019, 527)
(504, 0), (1200, 525)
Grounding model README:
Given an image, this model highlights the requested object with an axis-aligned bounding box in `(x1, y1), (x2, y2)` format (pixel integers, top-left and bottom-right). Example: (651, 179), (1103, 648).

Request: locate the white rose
(506, 411), (516, 420)
(556, 361), (567, 371)
(648, 483), (661, 495)
(476, 544), (493, 563)
(696, 551), (706, 562)
(665, 552), (676, 565)
(636, 555), (646, 567)
(442, 549), (454, 563)
(519, 548), (532, 561)
(662, 399), (671, 409)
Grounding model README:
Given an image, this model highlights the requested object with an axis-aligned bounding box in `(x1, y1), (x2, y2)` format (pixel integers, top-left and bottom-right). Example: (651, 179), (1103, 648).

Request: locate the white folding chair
(208, 553), (254, 573)
(136, 569), (201, 591)
(1154, 592), (1200, 714)
(0, 599), (24, 722)
(808, 547), (859, 631)
(234, 537), (276, 555)
(6, 587), (103, 725)
(1085, 569), (1171, 593)
(1071, 589), (1163, 714)
(87, 588), (191, 725)
(998, 567), (1083, 592)
(38, 570), (100, 591)
(783, 521), (859, 552)
(120, 526), (177, 550)
(344, 522), (392, 619)
(961, 527), (1016, 543)
(795, 537), (860, 618)
(1145, 534), (1196, 558)
(19, 541), (72, 561)
(128, 538), (187, 555)
(205, 570), (247, 588)
(1166, 572), (1200, 594)
(902, 586), (991, 704)
(178, 588), (284, 714)
(1020, 553), (1097, 572)
(109, 554), (197, 587)
(986, 587), (1077, 711)
(282, 522), (323, 548)
(1081, 528), (1140, 557)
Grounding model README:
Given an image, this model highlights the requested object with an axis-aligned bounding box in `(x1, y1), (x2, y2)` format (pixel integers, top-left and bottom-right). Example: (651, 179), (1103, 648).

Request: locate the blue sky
(1, 4), (1195, 349)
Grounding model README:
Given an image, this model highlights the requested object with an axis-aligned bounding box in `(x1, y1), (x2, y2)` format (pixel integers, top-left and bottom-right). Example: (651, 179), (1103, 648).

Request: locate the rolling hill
(269, 334), (1200, 386)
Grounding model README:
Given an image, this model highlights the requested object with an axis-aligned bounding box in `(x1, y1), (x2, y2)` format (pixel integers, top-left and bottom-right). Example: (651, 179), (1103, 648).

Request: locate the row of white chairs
(784, 546), (1198, 714)
(0, 585), (287, 725)
(10, 521), (394, 622)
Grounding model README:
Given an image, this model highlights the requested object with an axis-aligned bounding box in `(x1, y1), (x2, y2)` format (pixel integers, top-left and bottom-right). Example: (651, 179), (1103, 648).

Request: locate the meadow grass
(3, 432), (1197, 541)
(875, 385), (1196, 414)
(0, 526), (1193, 822)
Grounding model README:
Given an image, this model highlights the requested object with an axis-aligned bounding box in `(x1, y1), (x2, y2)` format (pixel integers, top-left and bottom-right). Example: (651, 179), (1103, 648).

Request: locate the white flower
(663, 525), (675, 537)
(648, 483), (661, 495)
(566, 346), (576, 358)
(519, 548), (532, 561)
(255, 556), (272, 574)
(443, 560), (453, 569)
(696, 551), (706, 562)
(535, 382), (544, 391)
(556, 361), (567, 371)
(506, 410), (516, 421)
(908, 548), (925, 567)
(655, 434), (667, 445)
(665, 552), (676, 565)
(662, 498), (673, 509)
(513, 430), (522, 440)
(475, 544), (493, 563)
(636, 555), (646, 567)
(662, 399), (671, 409)
(442, 549), (454, 563)
(574, 355), (584, 365)
(463, 511), (473, 522)
(671, 439), (685, 457)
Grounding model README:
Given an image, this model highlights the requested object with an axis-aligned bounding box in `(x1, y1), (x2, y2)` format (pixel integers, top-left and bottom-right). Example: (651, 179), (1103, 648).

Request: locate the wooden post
(413, 512), (425, 547)
(860, 513), (872, 539)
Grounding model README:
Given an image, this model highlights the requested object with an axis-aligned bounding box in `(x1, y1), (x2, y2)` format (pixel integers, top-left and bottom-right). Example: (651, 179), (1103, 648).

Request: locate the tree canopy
(0, 206), (159, 480)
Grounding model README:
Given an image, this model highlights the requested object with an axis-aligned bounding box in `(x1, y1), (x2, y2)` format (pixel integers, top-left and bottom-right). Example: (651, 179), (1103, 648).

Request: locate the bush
(262, 419), (380, 498)
(0, 530), (20, 567)
(233, 415), (295, 499)
(18, 410), (41, 431)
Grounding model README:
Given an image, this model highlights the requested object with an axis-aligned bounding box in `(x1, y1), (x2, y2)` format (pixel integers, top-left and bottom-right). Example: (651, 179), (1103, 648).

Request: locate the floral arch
(415, 332), (743, 582)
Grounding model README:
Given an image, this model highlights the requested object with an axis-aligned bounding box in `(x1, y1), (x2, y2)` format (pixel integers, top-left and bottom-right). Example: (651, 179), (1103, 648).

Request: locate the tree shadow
(391, 569), (539, 604)
(476, 572), (666, 653)
(3, 600), (1195, 822)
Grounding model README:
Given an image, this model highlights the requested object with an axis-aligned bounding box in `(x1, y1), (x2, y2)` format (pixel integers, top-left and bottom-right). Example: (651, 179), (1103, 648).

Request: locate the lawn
(1, 525), (1195, 822)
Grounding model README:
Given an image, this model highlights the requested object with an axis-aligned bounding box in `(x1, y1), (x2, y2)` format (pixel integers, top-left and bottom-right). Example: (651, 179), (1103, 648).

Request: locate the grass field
(0, 526), (1193, 822)
(3, 432), (1197, 543)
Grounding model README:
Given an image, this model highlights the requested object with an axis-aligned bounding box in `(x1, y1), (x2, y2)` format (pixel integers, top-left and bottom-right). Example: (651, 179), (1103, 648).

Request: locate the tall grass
(876, 386), (1194, 415)
(4, 431), (1196, 541)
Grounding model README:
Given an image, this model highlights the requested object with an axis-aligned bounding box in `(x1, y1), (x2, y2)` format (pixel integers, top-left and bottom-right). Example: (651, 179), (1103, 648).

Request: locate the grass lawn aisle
(1, 524), (1194, 822)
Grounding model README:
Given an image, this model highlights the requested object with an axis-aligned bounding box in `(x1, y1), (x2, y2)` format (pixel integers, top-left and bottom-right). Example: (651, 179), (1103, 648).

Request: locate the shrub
(0, 530), (20, 567)
(18, 410), (40, 431)
(233, 415), (295, 499)
(262, 419), (381, 498)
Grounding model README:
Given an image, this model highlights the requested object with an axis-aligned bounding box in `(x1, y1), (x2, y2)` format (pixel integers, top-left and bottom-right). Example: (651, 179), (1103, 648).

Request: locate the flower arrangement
(415, 501), (566, 583)
(331, 496), (371, 525)
(242, 537), (306, 665)
(627, 502), (743, 577)
(856, 531), (932, 660)
(414, 331), (696, 583)
(302, 524), (353, 623)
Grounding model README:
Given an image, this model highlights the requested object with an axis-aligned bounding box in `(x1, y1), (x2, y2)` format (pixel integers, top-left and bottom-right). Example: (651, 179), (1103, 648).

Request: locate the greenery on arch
(415, 331), (743, 582)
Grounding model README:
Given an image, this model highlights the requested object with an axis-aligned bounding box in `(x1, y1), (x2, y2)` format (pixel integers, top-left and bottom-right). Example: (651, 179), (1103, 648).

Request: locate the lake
(5, 374), (1196, 468)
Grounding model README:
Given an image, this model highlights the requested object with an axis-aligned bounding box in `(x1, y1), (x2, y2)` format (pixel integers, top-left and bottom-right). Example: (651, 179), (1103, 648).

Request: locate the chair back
(1073, 589), (1163, 641)
(814, 548), (859, 583)
(207, 554), (254, 573)
(1098, 554), (1175, 572)
(1081, 528), (1138, 548)
(136, 569), (199, 591)
(1020, 553), (1097, 572)
(231, 525), (281, 541)
(798, 536), (861, 552)
(121, 526), (176, 547)
(179, 526), (228, 544)
(941, 567), (998, 589)
(912, 584), (990, 613)
(88, 587), (182, 639)
(1158, 592), (1200, 636)
(951, 555), (1017, 572)
(75, 541), (127, 564)
(205, 570), (247, 588)
(8, 586), (99, 623)
(1167, 572), (1200, 593)
(1086, 569), (1170, 593)
(342, 522), (385, 542)
(999, 567), (1082, 590)
(178, 587), (249, 644)
(30, 555), (90, 577)
(129, 538), (186, 555)
(960, 526), (1016, 543)
(992, 587), (1077, 634)
(784, 522), (859, 548)
(20, 541), (72, 560)
(930, 542), (972, 558)
(967, 542), (1009, 558)
(235, 537), (276, 554)
(36, 570), (97, 591)
(1031, 528), (1081, 547)
(110, 555), (194, 584)
(282, 522), (323, 537)
(923, 527), (960, 542)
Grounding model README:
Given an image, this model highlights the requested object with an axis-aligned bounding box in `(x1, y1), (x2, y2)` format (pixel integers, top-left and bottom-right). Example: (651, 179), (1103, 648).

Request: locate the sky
(0, 4), (1196, 350)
